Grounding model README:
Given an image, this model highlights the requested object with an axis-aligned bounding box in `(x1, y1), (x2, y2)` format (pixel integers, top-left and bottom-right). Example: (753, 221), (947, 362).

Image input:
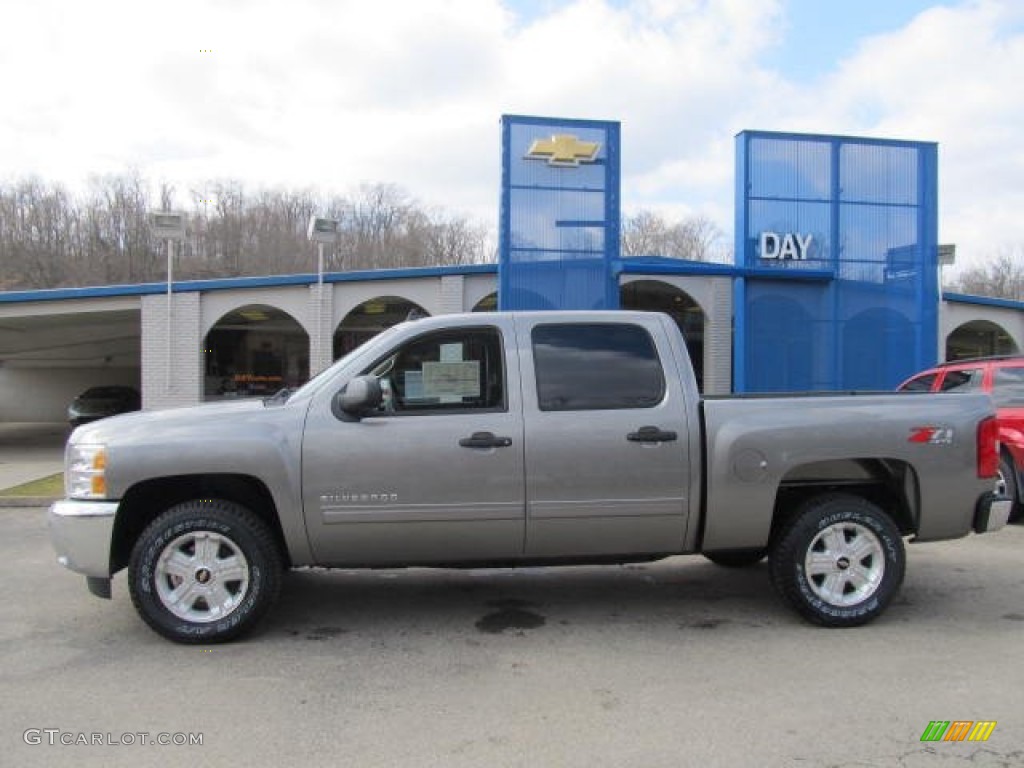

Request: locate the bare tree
(0, 175), (493, 289)
(947, 249), (1024, 300)
(621, 210), (723, 261)
(0, 178), (80, 288)
(421, 210), (489, 266)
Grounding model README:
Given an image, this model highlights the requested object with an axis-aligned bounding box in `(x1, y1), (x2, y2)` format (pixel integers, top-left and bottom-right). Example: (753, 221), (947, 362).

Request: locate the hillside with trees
(0, 175), (491, 290)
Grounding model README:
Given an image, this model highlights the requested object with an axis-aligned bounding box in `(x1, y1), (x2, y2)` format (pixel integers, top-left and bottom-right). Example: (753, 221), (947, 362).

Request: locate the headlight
(67, 443), (108, 499)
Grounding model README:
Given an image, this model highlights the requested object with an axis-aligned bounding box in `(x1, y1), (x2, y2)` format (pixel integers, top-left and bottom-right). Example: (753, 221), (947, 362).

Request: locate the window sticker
(404, 370), (424, 400)
(422, 361), (480, 398)
(439, 343), (464, 362)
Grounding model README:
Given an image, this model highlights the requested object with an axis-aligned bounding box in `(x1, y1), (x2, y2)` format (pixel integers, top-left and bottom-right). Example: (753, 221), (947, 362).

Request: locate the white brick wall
(439, 275), (465, 315)
(141, 292), (201, 410)
(704, 277), (733, 395)
(308, 283), (334, 375)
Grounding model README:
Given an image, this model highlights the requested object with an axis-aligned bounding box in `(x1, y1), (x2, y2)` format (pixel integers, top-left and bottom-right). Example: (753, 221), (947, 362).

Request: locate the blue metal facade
(734, 131), (939, 392)
(499, 115), (620, 310)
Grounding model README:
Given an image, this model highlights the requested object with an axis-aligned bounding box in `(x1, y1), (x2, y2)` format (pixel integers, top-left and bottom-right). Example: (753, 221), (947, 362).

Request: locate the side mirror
(333, 376), (383, 421)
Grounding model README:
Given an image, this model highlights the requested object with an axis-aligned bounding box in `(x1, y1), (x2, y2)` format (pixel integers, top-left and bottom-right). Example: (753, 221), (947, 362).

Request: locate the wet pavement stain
(475, 599), (546, 634)
(306, 626), (348, 640)
(681, 618), (729, 630)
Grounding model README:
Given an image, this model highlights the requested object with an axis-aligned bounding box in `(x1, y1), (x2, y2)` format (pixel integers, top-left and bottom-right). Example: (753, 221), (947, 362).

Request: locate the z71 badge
(908, 427), (954, 445)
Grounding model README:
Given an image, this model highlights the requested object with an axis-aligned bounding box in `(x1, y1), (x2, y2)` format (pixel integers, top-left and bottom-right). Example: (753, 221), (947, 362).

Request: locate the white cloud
(0, 0), (1021, 274)
(758, 1), (1024, 272)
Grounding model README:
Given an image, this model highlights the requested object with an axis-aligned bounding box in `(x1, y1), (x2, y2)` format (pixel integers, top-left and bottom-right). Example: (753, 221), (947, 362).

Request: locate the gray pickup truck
(48, 311), (1011, 642)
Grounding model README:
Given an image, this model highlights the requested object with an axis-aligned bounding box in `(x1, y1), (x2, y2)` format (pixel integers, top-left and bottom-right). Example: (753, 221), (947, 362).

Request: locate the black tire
(997, 454), (1021, 523)
(703, 548), (767, 568)
(128, 499), (282, 644)
(769, 494), (905, 628)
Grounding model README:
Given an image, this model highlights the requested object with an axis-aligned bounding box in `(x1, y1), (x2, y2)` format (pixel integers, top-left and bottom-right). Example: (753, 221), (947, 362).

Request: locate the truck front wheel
(769, 494), (905, 627)
(128, 500), (282, 643)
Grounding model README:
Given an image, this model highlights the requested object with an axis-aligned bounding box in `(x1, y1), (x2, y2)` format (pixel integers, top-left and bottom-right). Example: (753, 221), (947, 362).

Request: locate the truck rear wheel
(128, 500), (282, 643)
(769, 494), (904, 627)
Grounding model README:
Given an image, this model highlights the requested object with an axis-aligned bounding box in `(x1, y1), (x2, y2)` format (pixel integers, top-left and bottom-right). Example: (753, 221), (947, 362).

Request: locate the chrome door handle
(459, 431), (513, 449)
(627, 426), (678, 443)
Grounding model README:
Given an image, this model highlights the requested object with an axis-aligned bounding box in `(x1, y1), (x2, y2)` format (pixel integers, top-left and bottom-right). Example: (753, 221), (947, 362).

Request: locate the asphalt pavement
(2, 502), (1022, 768)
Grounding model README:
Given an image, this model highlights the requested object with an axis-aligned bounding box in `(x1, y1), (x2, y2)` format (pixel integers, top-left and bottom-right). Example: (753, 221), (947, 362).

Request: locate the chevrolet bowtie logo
(525, 134), (600, 167)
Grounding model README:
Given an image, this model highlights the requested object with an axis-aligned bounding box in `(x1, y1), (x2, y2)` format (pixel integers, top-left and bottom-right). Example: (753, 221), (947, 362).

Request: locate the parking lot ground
(2, 504), (1022, 768)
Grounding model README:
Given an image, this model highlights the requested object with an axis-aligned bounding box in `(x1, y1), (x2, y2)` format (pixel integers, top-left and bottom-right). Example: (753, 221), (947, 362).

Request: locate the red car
(899, 356), (1024, 520)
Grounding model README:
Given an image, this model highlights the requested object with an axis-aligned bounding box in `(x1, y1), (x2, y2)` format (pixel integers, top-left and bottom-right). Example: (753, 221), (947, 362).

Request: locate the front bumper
(47, 499), (119, 579)
(974, 493), (1012, 534)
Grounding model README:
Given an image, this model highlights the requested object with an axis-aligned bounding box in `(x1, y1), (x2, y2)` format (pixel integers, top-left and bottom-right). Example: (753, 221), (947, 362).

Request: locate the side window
(899, 373), (937, 392)
(532, 323), (665, 411)
(365, 328), (504, 414)
(992, 366), (1024, 406)
(938, 369), (983, 392)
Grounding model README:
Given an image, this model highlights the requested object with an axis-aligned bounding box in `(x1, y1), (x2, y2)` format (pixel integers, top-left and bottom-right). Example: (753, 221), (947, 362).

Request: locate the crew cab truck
(48, 311), (1011, 643)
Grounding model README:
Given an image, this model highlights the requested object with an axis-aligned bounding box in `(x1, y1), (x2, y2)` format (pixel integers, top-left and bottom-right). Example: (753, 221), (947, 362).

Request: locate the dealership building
(1, 116), (1023, 421)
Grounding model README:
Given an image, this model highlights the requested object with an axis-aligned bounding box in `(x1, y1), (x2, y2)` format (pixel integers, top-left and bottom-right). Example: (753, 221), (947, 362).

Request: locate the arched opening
(333, 296), (430, 359)
(843, 307), (915, 389)
(620, 280), (706, 391)
(746, 294), (814, 392)
(472, 293), (498, 312)
(204, 304), (309, 400)
(946, 320), (1018, 361)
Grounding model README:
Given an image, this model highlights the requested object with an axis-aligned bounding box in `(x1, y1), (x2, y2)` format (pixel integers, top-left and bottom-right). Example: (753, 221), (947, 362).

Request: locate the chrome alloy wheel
(804, 522), (885, 607)
(154, 531), (250, 623)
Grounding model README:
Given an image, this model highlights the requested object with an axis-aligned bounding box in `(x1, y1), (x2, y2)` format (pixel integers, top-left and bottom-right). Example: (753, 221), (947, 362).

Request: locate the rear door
(516, 315), (693, 557)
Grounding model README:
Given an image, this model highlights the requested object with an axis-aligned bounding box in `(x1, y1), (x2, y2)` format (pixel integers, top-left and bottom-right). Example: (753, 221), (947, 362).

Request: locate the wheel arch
(110, 474), (290, 574)
(770, 458), (919, 543)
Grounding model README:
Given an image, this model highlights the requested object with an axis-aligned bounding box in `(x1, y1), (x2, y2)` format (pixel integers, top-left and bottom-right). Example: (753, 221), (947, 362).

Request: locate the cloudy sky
(2, 0), (1022, 273)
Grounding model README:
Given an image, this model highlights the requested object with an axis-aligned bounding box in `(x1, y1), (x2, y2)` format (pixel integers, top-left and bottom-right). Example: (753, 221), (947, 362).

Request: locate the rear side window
(899, 373), (937, 392)
(938, 369), (983, 392)
(532, 323), (665, 411)
(992, 366), (1024, 406)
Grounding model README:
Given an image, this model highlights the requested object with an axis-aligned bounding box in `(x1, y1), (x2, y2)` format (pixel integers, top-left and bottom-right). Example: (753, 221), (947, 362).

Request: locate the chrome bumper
(47, 499), (119, 579)
(974, 494), (1012, 534)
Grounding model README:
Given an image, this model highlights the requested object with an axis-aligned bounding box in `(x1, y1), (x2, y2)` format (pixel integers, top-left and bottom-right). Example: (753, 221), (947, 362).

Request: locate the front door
(302, 320), (525, 565)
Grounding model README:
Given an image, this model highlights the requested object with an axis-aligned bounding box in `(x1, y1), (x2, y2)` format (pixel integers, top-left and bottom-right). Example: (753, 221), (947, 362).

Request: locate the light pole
(307, 216), (340, 376)
(150, 212), (187, 395)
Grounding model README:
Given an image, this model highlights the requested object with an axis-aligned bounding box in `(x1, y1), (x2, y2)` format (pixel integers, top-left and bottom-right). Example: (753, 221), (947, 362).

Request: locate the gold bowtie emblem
(525, 134), (600, 167)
